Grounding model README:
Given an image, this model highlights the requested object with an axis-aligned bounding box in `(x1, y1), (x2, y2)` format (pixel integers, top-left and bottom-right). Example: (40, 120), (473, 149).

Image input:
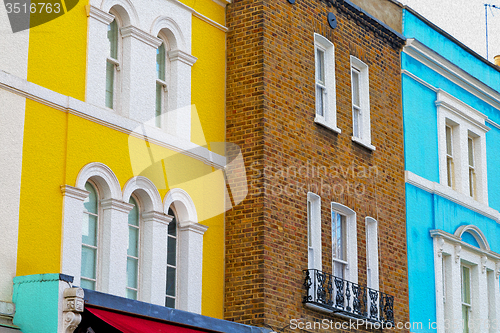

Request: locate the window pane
(168, 209), (177, 236)
(128, 226), (139, 257)
(316, 49), (325, 84)
(351, 69), (360, 107)
(333, 262), (344, 279)
(336, 214), (344, 261)
(81, 246), (96, 280)
(82, 214), (97, 246)
(80, 279), (95, 290)
(307, 201), (312, 247)
(126, 289), (137, 300)
(127, 257), (138, 289)
(84, 182), (97, 214)
(165, 296), (175, 308)
(447, 157), (453, 187)
(167, 236), (176, 266)
(468, 137), (474, 167)
(108, 20), (118, 59)
(316, 85), (324, 117)
(166, 266), (176, 297)
(446, 126), (452, 156)
(461, 266), (470, 303)
(469, 169), (475, 197)
(128, 197), (139, 226)
(462, 305), (469, 333)
(156, 83), (162, 128)
(157, 43), (166, 81)
(353, 107), (360, 138)
(105, 61), (115, 109)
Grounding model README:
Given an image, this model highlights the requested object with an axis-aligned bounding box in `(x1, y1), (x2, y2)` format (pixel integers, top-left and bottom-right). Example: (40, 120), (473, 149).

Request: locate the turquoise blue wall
(402, 8), (500, 332)
(12, 274), (60, 333)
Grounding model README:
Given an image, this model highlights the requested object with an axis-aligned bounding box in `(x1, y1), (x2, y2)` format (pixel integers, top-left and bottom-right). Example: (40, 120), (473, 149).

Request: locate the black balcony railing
(303, 269), (394, 325)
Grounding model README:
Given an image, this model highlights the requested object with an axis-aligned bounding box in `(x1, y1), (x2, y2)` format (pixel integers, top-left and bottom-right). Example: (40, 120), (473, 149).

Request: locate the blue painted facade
(402, 8), (500, 332)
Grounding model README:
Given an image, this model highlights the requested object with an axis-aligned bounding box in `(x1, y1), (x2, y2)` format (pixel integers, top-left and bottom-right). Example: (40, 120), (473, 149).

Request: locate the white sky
(398, 0), (500, 63)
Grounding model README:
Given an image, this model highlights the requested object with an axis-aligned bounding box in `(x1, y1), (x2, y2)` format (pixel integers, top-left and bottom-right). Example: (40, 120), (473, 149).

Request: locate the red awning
(87, 306), (211, 333)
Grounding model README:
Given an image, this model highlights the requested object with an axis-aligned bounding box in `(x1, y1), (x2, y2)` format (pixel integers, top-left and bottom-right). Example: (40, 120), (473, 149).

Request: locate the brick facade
(225, 0), (409, 331)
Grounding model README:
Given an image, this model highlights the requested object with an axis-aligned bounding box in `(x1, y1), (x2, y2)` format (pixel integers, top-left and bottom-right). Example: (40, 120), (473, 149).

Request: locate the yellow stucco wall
(17, 0), (226, 320)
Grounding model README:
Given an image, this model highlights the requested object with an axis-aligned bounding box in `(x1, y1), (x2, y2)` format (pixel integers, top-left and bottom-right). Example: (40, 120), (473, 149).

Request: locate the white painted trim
(307, 192), (322, 271)
(75, 162), (122, 200)
(405, 171), (500, 223)
(120, 26), (162, 48)
(168, 50), (197, 67)
(150, 16), (187, 51)
(100, 0), (140, 26)
(122, 176), (163, 212)
(403, 38), (500, 112)
(212, 0), (231, 7)
(163, 188), (198, 223)
(314, 33), (338, 131)
(86, 5), (114, 24)
(431, 229), (500, 261)
(365, 217), (379, 292)
(192, 11), (228, 32)
(0, 71), (226, 169)
(331, 202), (358, 284)
(350, 56), (372, 148)
(454, 225), (491, 251)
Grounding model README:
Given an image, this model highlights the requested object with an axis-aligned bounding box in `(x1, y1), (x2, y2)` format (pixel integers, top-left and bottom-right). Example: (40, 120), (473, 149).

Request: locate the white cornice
(121, 26), (162, 48)
(405, 170), (500, 223)
(168, 50), (197, 66)
(192, 11), (228, 32)
(403, 38), (500, 112)
(61, 185), (90, 201)
(436, 90), (490, 132)
(212, 0), (231, 7)
(0, 70), (226, 170)
(430, 229), (500, 261)
(101, 199), (135, 213)
(85, 5), (114, 25)
(178, 221), (209, 235)
(142, 211), (173, 225)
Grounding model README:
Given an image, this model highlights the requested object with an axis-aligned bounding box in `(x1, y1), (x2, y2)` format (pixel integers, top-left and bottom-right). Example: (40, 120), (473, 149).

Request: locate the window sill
(314, 117), (341, 134)
(351, 136), (375, 151)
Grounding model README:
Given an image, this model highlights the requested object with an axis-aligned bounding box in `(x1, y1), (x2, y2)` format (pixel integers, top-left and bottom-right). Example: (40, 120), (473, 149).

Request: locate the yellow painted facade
(16, 0), (227, 319)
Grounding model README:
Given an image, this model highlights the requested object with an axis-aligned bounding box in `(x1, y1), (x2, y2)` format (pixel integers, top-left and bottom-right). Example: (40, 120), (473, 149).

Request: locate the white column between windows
(100, 199), (134, 297)
(85, 6), (114, 108)
(447, 245), (463, 331)
(177, 221), (208, 314)
(61, 185), (90, 286)
(140, 211), (172, 306)
(120, 26), (162, 123)
(476, 257), (489, 330)
(167, 50), (197, 142)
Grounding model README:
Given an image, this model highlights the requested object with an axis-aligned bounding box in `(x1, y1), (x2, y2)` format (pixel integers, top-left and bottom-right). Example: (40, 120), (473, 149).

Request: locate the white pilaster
(99, 199), (134, 296)
(140, 211), (171, 306)
(177, 221), (208, 314)
(61, 186), (90, 286)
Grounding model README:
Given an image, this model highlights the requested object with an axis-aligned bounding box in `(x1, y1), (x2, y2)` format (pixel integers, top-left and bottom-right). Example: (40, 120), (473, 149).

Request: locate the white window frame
(350, 56), (374, 151)
(365, 217), (379, 291)
(105, 15), (121, 111)
(436, 90), (489, 204)
(431, 226), (500, 333)
(126, 194), (141, 300)
(307, 192), (322, 271)
(81, 180), (101, 291)
(155, 36), (169, 129)
(314, 33), (340, 133)
(331, 202), (357, 283)
(165, 206), (178, 308)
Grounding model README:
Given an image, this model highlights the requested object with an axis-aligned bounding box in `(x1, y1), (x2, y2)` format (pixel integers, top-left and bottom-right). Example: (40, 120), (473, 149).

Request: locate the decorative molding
(481, 255), (488, 273)
(496, 261), (500, 279)
(454, 224), (491, 251)
(122, 176), (163, 212)
(101, 199), (135, 213)
(430, 229), (500, 261)
(142, 211), (173, 225)
(61, 185), (90, 201)
(436, 90), (490, 132)
(212, 0), (231, 7)
(62, 288), (84, 333)
(403, 38), (500, 112)
(178, 221), (209, 235)
(437, 236), (445, 257)
(168, 50), (197, 67)
(0, 71), (226, 170)
(405, 171), (500, 223)
(85, 5), (114, 25)
(121, 26), (162, 48)
(192, 11), (228, 32)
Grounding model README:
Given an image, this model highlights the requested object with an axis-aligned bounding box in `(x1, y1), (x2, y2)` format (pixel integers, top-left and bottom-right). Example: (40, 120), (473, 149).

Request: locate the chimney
(495, 55), (500, 67)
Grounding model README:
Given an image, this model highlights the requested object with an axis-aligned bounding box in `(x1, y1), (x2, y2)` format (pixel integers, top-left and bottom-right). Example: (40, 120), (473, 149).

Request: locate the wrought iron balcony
(303, 269), (394, 325)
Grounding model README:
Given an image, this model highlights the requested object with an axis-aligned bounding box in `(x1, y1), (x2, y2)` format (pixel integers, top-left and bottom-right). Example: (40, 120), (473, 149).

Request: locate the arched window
(81, 181), (99, 290)
(126, 196), (140, 300)
(155, 39), (168, 128)
(106, 18), (120, 109)
(166, 207), (177, 308)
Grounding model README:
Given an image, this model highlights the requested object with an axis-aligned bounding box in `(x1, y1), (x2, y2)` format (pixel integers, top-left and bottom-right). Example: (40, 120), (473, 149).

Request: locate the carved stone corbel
(63, 287), (84, 333)
(437, 237), (445, 257)
(481, 255), (488, 274)
(454, 245), (461, 263)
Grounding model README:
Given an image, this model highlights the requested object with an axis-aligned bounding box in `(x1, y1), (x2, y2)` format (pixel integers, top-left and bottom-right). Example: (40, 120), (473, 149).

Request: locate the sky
(398, 0), (500, 63)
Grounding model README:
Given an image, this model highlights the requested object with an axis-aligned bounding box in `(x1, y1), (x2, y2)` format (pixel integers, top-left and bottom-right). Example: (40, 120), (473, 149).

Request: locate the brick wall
(225, 0), (409, 331)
